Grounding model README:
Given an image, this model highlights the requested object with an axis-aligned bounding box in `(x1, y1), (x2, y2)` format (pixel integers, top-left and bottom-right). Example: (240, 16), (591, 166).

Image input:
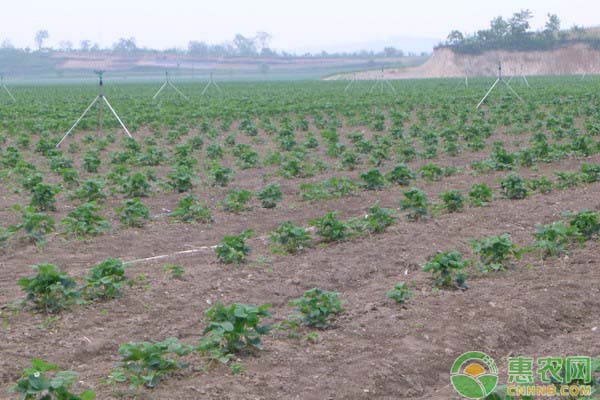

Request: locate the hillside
(328, 43), (600, 80)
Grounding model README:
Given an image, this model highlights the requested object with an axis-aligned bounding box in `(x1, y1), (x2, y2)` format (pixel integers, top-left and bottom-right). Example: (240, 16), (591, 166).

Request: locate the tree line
(0, 31), (419, 59)
(441, 11), (600, 54)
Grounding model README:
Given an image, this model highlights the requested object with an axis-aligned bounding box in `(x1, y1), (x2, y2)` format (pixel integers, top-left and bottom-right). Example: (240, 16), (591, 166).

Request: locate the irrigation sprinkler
(201, 72), (222, 95)
(344, 73), (358, 92)
(56, 71), (133, 148)
(152, 71), (189, 101)
(506, 63), (530, 88)
(476, 62), (524, 109)
(369, 68), (396, 94)
(0, 74), (16, 102)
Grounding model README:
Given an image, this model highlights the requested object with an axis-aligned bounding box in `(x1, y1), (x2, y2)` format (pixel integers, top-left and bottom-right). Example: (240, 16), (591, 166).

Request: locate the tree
(233, 34), (257, 56)
(34, 30), (49, 50)
(1, 39), (15, 49)
(508, 9), (533, 36)
(384, 46), (404, 57)
(113, 37), (137, 53)
(446, 30), (464, 45)
(59, 40), (73, 51)
(80, 40), (91, 51)
(490, 16), (509, 38)
(254, 31), (272, 52)
(544, 14), (561, 37)
(188, 41), (209, 56)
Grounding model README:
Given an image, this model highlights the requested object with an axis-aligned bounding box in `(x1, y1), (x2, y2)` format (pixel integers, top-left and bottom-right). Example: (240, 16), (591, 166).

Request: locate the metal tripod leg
(385, 79), (396, 93)
(522, 76), (530, 88)
(476, 78), (500, 109)
(369, 80), (379, 93)
(168, 82), (190, 100)
(2, 85), (16, 102)
(152, 82), (168, 99)
(501, 79), (524, 103)
(344, 79), (354, 92)
(102, 96), (132, 138)
(201, 80), (222, 95)
(56, 96), (100, 147)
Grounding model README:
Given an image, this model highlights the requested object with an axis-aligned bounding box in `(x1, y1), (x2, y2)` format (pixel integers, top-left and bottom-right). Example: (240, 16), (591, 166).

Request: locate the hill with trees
(441, 10), (600, 54)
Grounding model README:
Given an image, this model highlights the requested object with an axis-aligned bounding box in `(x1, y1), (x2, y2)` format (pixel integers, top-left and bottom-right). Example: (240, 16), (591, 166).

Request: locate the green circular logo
(451, 351), (499, 399)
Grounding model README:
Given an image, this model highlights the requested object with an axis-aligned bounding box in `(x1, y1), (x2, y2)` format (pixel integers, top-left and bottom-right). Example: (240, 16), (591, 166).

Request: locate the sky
(1, 0), (598, 53)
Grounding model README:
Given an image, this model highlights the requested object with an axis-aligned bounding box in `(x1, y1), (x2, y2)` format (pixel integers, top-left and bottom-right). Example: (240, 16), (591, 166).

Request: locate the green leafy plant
(123, 172), (151, 197)
(469, 234), (517, 271)
(167, 166), (194, 193)
(310, 211), (350, 242)
(198, 303), (272, 363)
(61, 202), (110, 237)
(83, 150), (101, 173)
(289, 288), (344, 328)
(400, 188), (429, 221)
(117, 198), (150, 228)
(566, 210), (600, 240)
(209, 163), (234, 187)
(533, 221), (577, 258)
(439, 190), (465, 213)
(257, 183), (282, 209)
(527, 176), (554, 194)
(110, 337), (192, 390)
(554, 171), (581, 189)
(170, 195), (212, 223)
(10, 358), (96, 400)
(468, 183), (493, 206)
(18, 264), (81, 313)
(351, 204), (397, 234)
(30, 183), (60, 211)
(581, 163), (600, 183)
(500, 173), (528, 199)
(418, 163), (444, 181)
(359, 169), (386, 190)
(72, 179), (106, 203)
(85, 258), (128, 300)
(163, 264), (185, 279)
(386, 282), (414, 304)
(215, 229), (254, 264)
(14, 208), (55, 246)
(270, 221), (311, 254)
(386, 163), (415, 186)
(421, 251), (469, 289)
(222, 189), (253, 213)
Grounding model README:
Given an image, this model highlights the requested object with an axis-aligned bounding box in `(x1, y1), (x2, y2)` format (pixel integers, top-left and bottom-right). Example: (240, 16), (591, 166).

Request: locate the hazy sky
(1, 0), (598, 52)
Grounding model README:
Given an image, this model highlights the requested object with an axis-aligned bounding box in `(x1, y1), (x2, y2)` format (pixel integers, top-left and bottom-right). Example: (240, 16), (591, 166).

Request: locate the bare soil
(0, 126), (599, 399)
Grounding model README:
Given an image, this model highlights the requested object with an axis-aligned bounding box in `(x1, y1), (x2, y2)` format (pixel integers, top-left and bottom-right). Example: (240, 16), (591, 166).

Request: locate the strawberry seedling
(18, 264), (81, 314)
(469, 234), (518, 271)
(400, 188), (430, 221)
(85, 258), (129, 300)
(170, 195), (212, 223)
(270, 221), (311, 254)
(421, 251), (469, 289)
(110, 337), (192, 390)
(310, 211), (351, 242)
(198, 303), (272, 363)
(215, 229), (254, 264)
(289, 288), (345, 329)
(11, 358), (96, 400)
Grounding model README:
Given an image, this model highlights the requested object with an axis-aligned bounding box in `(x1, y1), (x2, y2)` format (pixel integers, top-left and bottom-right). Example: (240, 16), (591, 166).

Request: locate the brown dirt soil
(1, 123), (599, 399)
(327, 43), (600, 80)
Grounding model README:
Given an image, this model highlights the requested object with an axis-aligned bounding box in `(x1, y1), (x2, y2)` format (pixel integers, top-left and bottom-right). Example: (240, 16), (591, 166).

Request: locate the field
(0, 77), (599, 399)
